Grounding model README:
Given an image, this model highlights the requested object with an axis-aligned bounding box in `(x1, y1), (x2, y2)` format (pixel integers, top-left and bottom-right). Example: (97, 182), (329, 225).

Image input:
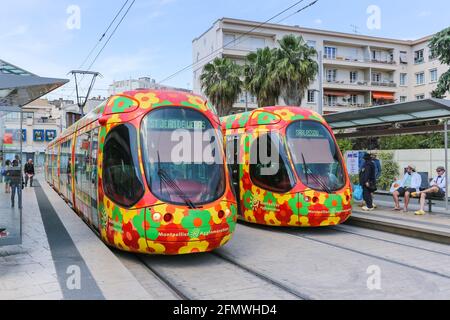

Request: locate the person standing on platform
(24, 159), (35, 187)
(9, 160), (23, 209)
(2, 160), (11, 193)
(360, 153), (376, 212)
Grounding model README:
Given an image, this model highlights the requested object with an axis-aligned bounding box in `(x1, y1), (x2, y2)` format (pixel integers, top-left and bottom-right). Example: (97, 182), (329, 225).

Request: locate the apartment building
(2, 99), (61, 167)
(192, 18), (449, 114)
(109, 77), (192, 96)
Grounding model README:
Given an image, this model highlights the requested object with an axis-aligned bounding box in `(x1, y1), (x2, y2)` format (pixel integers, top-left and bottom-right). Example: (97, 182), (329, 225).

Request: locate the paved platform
(348, 201), (450, 245)
(0, 178), (156, 300)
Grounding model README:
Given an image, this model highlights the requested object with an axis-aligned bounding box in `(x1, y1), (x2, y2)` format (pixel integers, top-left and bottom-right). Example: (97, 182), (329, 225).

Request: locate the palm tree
(271, 35), (318, 106)
(200, 57), (243, 116)
(244, 47), (280, 108)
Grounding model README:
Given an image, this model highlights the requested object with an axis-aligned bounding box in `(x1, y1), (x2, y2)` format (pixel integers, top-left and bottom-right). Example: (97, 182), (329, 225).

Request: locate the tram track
(211, 251), (313, 300)
(284, 229), (450, 280)
(329, 225), (450, 257)
(137, 255), (192, 300)
(134, 250), (311, 300)
(233, 221), (450, 282)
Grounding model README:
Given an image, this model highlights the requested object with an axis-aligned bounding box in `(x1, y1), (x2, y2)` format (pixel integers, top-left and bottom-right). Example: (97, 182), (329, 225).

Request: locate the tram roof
(323, 99), (450, 130)
(0, 59), (68, 109)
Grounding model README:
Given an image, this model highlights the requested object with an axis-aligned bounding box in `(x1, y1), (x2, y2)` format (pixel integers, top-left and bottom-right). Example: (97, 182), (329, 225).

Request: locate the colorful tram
(45, 90), (237, 255)
(222, 107), (352, 227)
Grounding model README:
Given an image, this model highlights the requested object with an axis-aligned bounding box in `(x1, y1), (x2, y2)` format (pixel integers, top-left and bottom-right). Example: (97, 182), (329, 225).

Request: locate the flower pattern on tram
(221, 106), (352, 228)
(45, 89), (236, 256)
(134, 92), (160, 109)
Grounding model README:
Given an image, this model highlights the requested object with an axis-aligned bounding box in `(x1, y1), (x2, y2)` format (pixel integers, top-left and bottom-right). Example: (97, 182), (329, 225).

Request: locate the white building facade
(192, 18), (449, 114)
(3, 99), (62, 167)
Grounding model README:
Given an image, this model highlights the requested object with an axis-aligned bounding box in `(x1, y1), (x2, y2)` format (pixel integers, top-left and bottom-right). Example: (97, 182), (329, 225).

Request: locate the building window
(350, 71), (358, 83)
(416, 94), (425, 100)
(430, 69), (438, 83)
(416, 72), (425, 85)
(400, 96), (407, 102)
(372, 50), (382, 62)
(249, 37), (266, 50)
(324, 47), (337, 60)
(349, 95), (358, 105)
(326, 95), (337, 106)
(224, 34), (236, 48)
(400, 51), (408, 64)
(414, 49), (425, 64)
(400, 73), (408, 86)
(372, 72), (382, 83)
(326, 69), (337, 82)
(307, 40), (316, 48)
(307, 90), (316, 103)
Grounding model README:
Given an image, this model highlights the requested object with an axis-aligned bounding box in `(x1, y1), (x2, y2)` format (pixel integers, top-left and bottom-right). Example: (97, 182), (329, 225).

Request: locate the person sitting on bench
(412, 166), (446, 215)
(392, 165), (422, 212)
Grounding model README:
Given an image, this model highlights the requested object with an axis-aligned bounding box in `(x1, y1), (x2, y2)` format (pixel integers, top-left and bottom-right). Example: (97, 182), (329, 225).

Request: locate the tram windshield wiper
(157, 152), (197, 209)
(301, 152), (332, 194)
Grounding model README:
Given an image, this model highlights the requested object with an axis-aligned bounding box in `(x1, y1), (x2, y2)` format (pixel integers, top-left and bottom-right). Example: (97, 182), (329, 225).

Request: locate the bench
(376, 172), (446, 212)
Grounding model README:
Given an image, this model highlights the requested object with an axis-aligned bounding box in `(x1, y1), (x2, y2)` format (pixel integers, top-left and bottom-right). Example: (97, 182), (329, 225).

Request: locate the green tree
(271, 35), (318, 106)
(377, 152), (400, 191)
(337, 138), (353, 154)
(429, 26), (450, 98)
(244, 47), (280, 108)
(379, 134), (444, 150)
(200, 57), (243, 116)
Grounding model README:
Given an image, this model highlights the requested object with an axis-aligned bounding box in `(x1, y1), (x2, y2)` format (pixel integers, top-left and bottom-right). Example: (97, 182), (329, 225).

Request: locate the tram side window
(90, 128), (99, 201)
(75, 132), (90, 195)
(102, 124), (144, 207)
(249, 133), (294, 193)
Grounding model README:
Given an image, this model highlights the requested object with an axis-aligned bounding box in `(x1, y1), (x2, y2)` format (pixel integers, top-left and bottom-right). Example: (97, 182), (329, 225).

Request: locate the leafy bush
(377, 152), (400, 191)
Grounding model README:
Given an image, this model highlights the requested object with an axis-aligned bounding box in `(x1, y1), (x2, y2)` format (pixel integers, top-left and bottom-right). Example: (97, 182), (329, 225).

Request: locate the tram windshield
(141, 108), (225, 206)
(286, 120), (346, 192)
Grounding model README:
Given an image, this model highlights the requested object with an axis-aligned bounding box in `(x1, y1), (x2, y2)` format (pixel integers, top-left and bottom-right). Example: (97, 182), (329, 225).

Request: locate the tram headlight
(225, 209), (231, 217)
(152, 212), (162, 222)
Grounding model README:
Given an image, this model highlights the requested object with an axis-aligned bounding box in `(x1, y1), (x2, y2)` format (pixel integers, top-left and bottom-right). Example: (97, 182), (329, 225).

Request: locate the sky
(1, 0), (449, 101)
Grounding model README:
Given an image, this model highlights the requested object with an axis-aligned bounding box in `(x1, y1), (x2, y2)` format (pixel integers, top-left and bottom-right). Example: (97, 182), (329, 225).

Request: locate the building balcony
(323, 56), (398, 70)
(323, 80), (397, 92)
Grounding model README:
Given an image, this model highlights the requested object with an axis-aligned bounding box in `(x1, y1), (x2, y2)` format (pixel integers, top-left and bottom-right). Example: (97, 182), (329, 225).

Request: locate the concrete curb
(346, 213), (450, 245)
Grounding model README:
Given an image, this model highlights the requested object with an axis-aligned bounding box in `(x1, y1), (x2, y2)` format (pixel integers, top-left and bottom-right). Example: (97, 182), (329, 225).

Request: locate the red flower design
(122, 222), (141, 250)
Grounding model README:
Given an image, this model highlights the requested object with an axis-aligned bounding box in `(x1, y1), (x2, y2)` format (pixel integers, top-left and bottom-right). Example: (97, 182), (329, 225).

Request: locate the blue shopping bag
(353, 184), (363, 201)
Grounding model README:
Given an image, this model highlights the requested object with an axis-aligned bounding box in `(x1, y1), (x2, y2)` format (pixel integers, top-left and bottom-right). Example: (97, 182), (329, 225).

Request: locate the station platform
(0, 178), (166, 300)
(349, 197), (450, 245)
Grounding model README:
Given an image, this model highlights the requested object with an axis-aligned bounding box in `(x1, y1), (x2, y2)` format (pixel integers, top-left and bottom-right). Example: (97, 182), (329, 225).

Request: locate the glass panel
(249, 133), (295, 193)
(286, 121), (346, 192)
(141, 108), (225, 205)
(103, 124), (145, 208)
(0, 108), (22, 246)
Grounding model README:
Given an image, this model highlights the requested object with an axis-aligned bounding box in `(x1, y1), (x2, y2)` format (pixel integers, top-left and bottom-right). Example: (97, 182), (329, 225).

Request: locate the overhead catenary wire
(78, 0), (130, 69)
(66, 0), (136, 100)
(87, 0), (136, 71)
(157, 0), (319, 86)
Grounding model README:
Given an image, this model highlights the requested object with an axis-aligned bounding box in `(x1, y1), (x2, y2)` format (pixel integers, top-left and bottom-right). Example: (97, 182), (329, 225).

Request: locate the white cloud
(418, 11), (432, 17)
(314, 19), (323, 25)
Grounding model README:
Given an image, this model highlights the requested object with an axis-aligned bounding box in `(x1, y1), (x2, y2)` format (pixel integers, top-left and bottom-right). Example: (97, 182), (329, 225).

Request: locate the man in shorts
(412, 166), (446, 215)
(392, 165), (422, 212)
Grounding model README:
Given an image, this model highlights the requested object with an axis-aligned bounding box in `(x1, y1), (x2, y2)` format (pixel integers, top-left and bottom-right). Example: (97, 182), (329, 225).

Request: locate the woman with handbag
(359, 153), (377, 212)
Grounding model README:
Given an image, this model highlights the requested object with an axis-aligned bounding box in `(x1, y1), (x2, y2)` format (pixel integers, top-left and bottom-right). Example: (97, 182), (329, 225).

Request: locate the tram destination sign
(148, 119), (206, 130)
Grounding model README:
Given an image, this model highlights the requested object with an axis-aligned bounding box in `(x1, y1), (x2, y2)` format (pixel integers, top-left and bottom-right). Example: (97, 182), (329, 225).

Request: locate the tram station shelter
(324, 98), (450, 211)
(0, 59), (68, 246)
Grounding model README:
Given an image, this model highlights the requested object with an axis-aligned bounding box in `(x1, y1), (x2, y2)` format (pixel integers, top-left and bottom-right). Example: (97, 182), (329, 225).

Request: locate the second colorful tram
(45, 90), (237, 255)
(221, 107), (352, 227)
